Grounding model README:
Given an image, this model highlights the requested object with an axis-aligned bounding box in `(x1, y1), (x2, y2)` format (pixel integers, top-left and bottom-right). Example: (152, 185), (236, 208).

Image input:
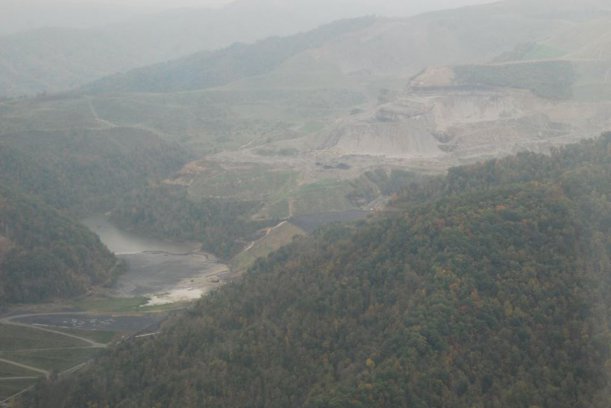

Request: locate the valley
(0, 216), (197, 403)
(0, 0), (610, 406)
(0, 308), (165, 403)
(24, 133), (611, 408)
(82, 215), (230, 305)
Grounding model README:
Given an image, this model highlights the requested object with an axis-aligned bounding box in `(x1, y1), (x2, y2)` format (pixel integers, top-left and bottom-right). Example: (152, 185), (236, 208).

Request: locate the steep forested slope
(109, 185), (274, 259)
(25, 134), (610, 407)
(0, 127), (190, 213)
(0, 186), (117, 305)
(0, 121), (189, 304)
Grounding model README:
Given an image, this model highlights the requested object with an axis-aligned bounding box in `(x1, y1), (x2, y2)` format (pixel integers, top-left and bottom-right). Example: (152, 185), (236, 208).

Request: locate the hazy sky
(0, 0), (232, 11)
(1, 0), (496, 13)
(0, 0), (231, 34)
(0, 0), (498, 35)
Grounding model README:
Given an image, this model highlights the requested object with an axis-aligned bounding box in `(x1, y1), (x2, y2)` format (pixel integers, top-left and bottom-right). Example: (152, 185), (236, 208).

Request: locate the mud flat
(82, 215), (230, 306)
(118, 252), (230, 306)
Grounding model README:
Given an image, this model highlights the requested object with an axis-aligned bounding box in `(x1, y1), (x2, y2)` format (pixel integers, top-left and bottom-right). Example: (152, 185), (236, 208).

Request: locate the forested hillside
(0, 118), (190, 305)
(26, 134), (611, 407)
(0, 127), (190, 213)
(110, 185), (274, 259)
(108, 168), (421, 259)
(0, 186), (118, 305)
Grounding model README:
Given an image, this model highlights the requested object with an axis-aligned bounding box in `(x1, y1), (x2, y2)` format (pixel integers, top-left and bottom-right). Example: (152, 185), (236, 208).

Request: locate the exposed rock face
(316, 76), (611, 164)
(319, 119), (443, 159)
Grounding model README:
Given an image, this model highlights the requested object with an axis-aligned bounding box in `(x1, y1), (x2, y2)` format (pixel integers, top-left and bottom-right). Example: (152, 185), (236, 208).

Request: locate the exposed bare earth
(310, 86), (611, 164)
(114, 251), (229, 306)
(82, 215), (232, 306)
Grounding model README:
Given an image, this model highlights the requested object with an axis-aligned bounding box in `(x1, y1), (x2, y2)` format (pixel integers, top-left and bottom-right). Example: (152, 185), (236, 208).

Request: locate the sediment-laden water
(82, 215), (230, 305)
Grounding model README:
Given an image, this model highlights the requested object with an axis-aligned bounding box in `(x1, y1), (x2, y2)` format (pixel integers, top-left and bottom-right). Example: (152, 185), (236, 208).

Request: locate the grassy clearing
(571, 61), (611, 101)
(138, 302), (190, 313)
(454, 60), (576, 99)
(0, 324), (87, 351)
(231, 222), (306, 272)
(573, 84), (611, 101)
(497, 42), (566, 62)
(189, 165), (297, 202)
(4, 348), (99, 373)
(521, 44), (566, 60)
(72, 294), (184, 314)
(52, 328), (116, 344)
(257, 178), (363, 220)
(0, 379), (36, 400)
(0, 361), (40, 378)
(292, 180), (356, 216)
(259, 199), (291, 220)
(300, 121), (326, 134)
(70, 296), (149, 314)
(0, 97), (98, 134)
(87, 87), (365, 153)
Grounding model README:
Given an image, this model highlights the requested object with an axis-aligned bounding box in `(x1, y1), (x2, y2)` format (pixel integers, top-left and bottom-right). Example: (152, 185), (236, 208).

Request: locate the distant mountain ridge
(0, 0), (495, 98)
(79, 0), (611, 99)
(83, 17), (377, 94)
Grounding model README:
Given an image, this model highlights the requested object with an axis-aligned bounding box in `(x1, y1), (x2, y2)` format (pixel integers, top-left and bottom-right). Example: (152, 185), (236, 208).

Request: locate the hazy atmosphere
(0, 0), (610, 406)
(0, 0), (497, 34)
